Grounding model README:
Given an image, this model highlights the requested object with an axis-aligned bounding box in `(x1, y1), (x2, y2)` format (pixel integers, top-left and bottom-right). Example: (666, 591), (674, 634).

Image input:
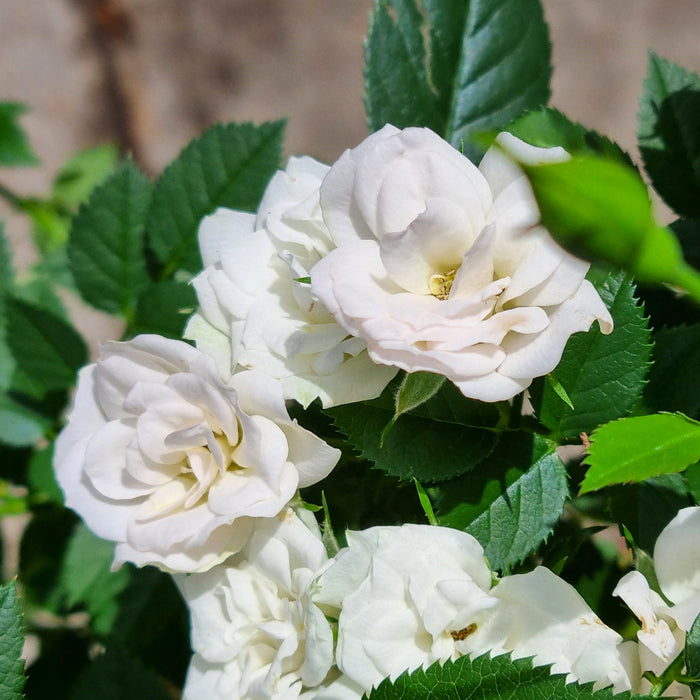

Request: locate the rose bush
(53, 334), (340, 572)
(311, 125), (614, 402)
(614, 506), (700, 698)
(187, 156), (397, 408)
(177, 507), (337, 700)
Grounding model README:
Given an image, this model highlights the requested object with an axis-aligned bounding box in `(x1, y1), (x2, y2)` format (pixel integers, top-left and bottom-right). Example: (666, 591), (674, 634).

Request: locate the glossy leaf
(367, 652), (647, 700)
(435, 434), (569, 572)
(531, 272), (651, 440)
(147, 120), (285, 275)
(581, 413), (700, 494)
(364, 0), (551, 160)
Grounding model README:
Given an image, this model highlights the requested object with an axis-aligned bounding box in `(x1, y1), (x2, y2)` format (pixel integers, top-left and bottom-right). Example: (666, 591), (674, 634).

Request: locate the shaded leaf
(606, 473), (692, 554)
(0, 393), (50, 447)
(70, 644), (172, 700)
(129, 279), (197, 339)
(686, 613), (700, 683)
(327, 380), (498, 482)
(27, 444), (64, 504)
(60, 525), (131, 638)
(69, 159), (152, 318)
(435, 434), (569, 572)
(638, 52), (700, 218)
(147, 120), (285, 275)
(645, 322), (700, 419)
(6, 296), (88, 392)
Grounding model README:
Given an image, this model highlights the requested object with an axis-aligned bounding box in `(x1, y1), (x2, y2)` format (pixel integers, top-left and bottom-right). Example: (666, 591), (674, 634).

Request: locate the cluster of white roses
(53, 125), (651, 698)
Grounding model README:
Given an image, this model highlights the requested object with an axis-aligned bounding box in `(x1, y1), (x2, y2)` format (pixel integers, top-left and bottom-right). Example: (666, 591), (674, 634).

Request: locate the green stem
(645, 650), (686, 697)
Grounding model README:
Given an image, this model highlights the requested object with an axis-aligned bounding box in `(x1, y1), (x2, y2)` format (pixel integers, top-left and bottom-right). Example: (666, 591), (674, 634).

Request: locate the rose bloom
(313, 524), (507, 693)
(492, 567), (631, 692)
(187, 156), (396, 408)
(177, 508), (337, 700)
(614, 506), (700, 698)
(311, 125), (613, 402)
(312, 525), (631, 696)
(53, 334), (340, 572)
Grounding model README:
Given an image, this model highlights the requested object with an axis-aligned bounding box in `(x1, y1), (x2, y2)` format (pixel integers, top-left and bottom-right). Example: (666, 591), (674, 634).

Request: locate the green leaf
(366, 652), (646, 700)
(27, 444), (64, 504)
(0, 102), (39, 166)
(53, 143), (119, 206)
(147, 120), (285, 275)
(581, 412), (700, 494)
(435, 434), (569, 572)
(506, 107), (634, 166)
(109, 567), (190, 686)
(645, 323), (700, 419)
(6, 296), (87, 392)
(364, 0), (551, 160)
(327, 380), (498, 482)
(70, 644), (172, 700)
(69, 159), (152, 318)
(382, 371), (446, 442)
(129, 279), (197, 339)
(606, 473), (692, 554)
(531, 272), (652, 440)
(0, 393), (50, 447)
(60, 524), (131, 638)
(0, 223), (16, 391)
(638, 52), (700, 218)
(0, 582), (26, 700)
(686, 614), (700, 684)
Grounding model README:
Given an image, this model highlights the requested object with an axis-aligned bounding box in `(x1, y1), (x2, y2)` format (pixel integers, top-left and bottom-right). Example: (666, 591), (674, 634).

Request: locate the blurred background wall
(1, 0), (700, 290)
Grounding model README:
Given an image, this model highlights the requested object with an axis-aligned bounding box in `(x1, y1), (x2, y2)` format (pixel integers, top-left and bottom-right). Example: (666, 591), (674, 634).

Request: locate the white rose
(614, 506), (700, 698)
(312, 524), (508, 693)
(177, 508), (336, 700)
(491, 566), (631, 692)
(186, 156), (397, 408)
(311, 125), (613, 402)
(53, 334), (340, 572)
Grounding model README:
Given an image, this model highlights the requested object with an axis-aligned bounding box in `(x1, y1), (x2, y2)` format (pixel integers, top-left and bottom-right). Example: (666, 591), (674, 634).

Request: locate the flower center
(429, 268), (457, 300)
(450, 623), (477, 641)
